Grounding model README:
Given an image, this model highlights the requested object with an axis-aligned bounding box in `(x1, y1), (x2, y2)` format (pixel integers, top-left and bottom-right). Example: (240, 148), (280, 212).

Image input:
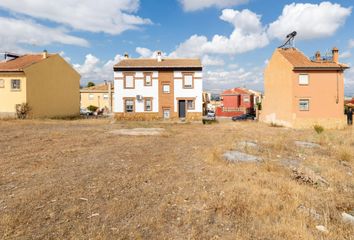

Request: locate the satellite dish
(279, 31), (297, 49)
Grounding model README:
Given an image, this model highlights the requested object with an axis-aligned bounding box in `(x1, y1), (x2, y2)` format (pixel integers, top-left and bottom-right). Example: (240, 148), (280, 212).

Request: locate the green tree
(87, 82), (95, 87)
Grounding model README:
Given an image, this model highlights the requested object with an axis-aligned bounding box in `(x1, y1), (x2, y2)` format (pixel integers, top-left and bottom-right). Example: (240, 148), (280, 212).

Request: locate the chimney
(42, 50), (48, 59)
(157, 51), (162, 62)
(104, 80), (107, 85)
(332, 47), (339, 64)
(315, 51), (321, 62)
(124, 52), (129, 59)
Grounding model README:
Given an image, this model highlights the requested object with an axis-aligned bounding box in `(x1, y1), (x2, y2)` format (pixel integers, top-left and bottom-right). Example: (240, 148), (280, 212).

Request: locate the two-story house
(80, 81), (114, 112)
(0, 51), (80, 118)
(216, 88), (255, 117)
(260, 47), (349, 128)
(113, 53), (203, 120)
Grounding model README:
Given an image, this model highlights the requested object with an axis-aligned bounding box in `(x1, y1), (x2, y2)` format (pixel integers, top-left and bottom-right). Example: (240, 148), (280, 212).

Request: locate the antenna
(279, 31), (297, 49)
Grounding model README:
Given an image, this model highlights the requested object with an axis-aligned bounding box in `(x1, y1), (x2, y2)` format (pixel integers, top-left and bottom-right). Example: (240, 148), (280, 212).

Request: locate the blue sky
(0, 0), (353, 95)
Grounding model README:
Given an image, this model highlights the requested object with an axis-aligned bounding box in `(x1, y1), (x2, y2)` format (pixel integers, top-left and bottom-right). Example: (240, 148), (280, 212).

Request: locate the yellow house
(0, 51), (80, 118)
(80, 82), (114, 111)
(260, 47), (349, 128)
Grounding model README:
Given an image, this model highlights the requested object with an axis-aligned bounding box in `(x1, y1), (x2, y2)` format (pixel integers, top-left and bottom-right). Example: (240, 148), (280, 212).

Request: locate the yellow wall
(0, 73), (27, 117)
(80, 92), (114, 110)
(260, 49), (294, 127)
(25, 54), (81, 118)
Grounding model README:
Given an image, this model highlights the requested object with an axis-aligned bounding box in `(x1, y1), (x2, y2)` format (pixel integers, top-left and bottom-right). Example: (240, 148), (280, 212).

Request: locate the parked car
(232, 113), (255, 121)
(80, 108), (93, 116)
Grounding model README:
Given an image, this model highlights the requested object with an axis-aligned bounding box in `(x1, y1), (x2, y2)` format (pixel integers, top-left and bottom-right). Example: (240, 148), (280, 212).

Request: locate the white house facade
(113, 53), (203, 120)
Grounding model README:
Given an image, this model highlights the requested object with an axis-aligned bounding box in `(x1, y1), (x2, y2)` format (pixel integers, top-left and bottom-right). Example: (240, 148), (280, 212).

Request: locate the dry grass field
(0, 119), (353, 239)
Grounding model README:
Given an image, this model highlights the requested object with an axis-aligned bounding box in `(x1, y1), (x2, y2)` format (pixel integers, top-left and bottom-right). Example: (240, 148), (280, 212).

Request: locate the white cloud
(345, 68), (354, 96)
(179, 0), (248, 12)
(268, 2), (352, 40)
(0, 17), (88, 52)
(339, 51), (351, 59)
(170, 9), (269, 57)
(202, 55), (225, 66)
(204, 66), (263, 92)
(0, 0), (151, 35)
(349, 39), (354, 49)
(74, 54), (123, 83)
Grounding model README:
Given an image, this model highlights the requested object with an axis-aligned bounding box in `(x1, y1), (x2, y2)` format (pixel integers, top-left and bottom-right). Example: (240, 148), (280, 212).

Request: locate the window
(124, 74), (134, 89)
(0, 79), (4, 88)
(299, 74), (309, 85)
(11, 79), (20, 90)
(183, 74), (193, 88)
(89, 94), (94, 100)
(163, 109), (170, 119)
(103, 94), (109, 100)
(125, 99), (134, 112)
(145, 98), (152, 111)
(243, 96), (250, 103)
(144, 73), (152, 86)
(163, 84), (170, 93)
(299, 99), (309, 111)
(187, 100), (195, 110)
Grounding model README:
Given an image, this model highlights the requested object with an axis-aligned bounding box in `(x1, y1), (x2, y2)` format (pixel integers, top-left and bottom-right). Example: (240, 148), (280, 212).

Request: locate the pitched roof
(0, 54), (53, 72)
(80, 83), (114, 92)
(114, 58), (202, 70)
(277, 48), (349, 70)
(222, 87), (253, 95)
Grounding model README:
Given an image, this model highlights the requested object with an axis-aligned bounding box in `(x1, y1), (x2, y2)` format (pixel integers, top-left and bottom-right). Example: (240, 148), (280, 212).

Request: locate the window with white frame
(163, 109), (170, 119)
(145, 98), (152, 111)
(11, 79), (20, 90)
(299, 99), (310, 111)
(183, 74), (193, 88)
(145, 73), (152, 86)
(243, 96), (250, 103)
(89, 94), (94, 100)
(162, 84), (170, 93)
(103, 94), (109, 100)
(0, 79), (4, 88)
(125, 99), (134, 112)
(187, 100), (195, 110)
(124, 75), (134, 88)
(299, 74), (309, 85)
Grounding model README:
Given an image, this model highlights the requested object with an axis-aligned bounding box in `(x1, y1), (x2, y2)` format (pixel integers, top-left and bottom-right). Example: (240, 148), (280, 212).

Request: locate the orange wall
(292, 71), (344, 119)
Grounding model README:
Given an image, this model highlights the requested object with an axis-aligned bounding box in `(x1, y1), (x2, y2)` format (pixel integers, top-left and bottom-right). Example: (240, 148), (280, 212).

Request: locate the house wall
(291, 70), (345, 128)
(173, 71), (203, 114)
(114, 71), (159, 113)
(260, 50), (294, 127)
(0, 73), (27, 117)
(114, 70), (202, 120)
(80, 91), (114, 110)
(25, 54), (80, 118)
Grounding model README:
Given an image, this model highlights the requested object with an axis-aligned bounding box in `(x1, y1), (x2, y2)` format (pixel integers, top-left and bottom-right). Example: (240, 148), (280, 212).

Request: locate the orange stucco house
(260, 47), (349, 128)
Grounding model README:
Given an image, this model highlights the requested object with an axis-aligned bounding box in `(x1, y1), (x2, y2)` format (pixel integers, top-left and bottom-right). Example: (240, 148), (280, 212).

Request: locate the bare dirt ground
(0, 119), (353, 239)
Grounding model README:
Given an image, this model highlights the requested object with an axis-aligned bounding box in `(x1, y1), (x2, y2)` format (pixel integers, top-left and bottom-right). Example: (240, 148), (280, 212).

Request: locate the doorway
(178, 100), (186, 118)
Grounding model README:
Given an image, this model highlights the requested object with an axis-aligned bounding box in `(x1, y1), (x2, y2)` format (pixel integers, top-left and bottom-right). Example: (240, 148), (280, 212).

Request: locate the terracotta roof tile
(0, 54), (52, 72)
(81, 83), (114, 92)
(222, 88), (252, 95)
(277, 48), (348, 70)
(114, 58), (202, 69)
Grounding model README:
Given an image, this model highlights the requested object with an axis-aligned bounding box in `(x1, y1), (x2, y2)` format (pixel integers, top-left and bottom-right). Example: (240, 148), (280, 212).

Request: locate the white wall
(173, 71), (203, 113)
(114, 71), (159, 113)
(114, 70), (203, 114)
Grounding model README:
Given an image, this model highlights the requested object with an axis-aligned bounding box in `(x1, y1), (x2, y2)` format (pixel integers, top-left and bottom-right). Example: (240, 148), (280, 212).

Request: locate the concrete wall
(80, 91), (114, 110)
(25, 54), (80, 118)
(260, 50), (297, 127)
(0, 73), (27, 117)
(114, 71), (159, 113)
(173, 71), (203, 113)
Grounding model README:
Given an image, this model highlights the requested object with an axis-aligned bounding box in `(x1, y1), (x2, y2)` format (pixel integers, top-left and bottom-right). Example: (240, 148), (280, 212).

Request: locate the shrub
(203, 119), (218, 125)
(314, 124), (324, 134)
(15, 103), (31, 119)
(87, 105), (98, 112)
